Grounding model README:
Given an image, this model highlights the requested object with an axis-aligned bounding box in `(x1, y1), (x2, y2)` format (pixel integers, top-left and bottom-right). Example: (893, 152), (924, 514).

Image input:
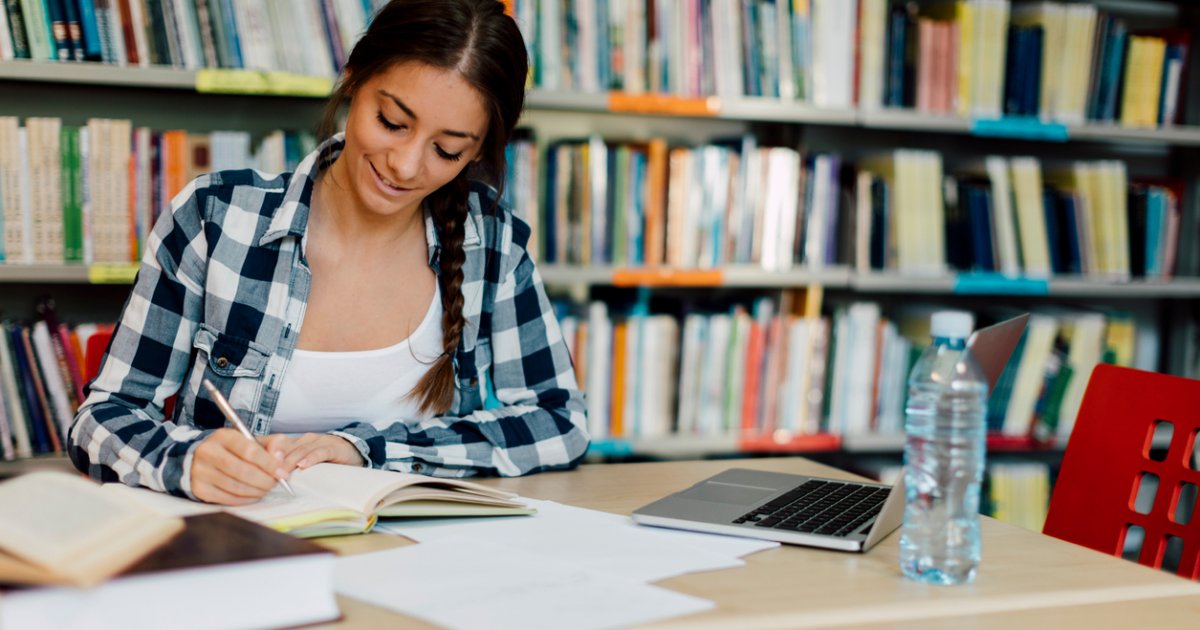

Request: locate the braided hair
(318, 0), (528, 414)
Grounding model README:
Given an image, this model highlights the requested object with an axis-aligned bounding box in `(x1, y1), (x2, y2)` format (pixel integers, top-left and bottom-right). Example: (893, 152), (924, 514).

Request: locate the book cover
(2, 511), (339, 630)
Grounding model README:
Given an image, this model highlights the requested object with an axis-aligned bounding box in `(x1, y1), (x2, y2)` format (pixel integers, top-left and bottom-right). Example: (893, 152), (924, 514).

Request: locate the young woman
(69, 0), (589, 505)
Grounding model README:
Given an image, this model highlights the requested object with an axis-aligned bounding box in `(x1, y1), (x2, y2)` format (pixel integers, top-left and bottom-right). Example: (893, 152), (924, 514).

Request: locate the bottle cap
(931, 310), (974, 340)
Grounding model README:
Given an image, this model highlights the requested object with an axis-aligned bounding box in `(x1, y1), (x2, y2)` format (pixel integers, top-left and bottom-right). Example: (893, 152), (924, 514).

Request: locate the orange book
(161, 130), (190, 203)
(610, 321), (627, 438)
(740, 318), (766, 437)
(643, 138), (668, 266)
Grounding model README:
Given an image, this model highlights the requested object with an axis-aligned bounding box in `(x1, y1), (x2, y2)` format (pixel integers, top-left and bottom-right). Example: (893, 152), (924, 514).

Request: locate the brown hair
(318, 0), (528, 414)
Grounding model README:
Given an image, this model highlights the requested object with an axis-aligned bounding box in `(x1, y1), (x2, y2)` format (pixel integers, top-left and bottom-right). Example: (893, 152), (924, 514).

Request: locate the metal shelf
(0, 59), (196, 89)
(858, 108), (973, 134)
(719, 98), (857, 125)
(0, 264), (92, 283)
(7, 61), (1200, 145)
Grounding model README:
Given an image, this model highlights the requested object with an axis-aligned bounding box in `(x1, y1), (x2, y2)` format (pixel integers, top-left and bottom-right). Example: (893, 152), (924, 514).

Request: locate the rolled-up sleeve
(68, 179), (213, 498)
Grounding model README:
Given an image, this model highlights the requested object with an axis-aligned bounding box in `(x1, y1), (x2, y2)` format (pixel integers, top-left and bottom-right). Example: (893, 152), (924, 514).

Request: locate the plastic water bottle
(899, 310), (988, 586)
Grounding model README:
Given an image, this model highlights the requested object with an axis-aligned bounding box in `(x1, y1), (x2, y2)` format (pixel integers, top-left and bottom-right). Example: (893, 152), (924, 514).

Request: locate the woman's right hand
(191, 428), (289, 505)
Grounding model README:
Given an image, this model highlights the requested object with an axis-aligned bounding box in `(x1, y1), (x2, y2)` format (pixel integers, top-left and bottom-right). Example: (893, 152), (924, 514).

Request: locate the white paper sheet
(335, 538), (713, 630)
(374, 499), (777, 582)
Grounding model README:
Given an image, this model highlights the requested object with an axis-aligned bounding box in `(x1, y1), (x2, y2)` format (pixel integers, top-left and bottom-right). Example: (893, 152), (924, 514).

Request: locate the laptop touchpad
(680, 482), (775, 506)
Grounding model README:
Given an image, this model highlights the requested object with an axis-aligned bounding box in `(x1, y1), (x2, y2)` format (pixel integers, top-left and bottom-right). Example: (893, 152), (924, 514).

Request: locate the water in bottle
(899, 310), (988, 586)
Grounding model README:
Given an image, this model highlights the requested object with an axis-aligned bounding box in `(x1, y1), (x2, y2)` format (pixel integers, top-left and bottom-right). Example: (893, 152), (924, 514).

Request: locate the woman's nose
(386, 138), (422, 182)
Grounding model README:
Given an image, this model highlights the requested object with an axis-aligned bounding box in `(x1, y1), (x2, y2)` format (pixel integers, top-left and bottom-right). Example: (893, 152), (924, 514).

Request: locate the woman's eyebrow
(379, 89), (481, 141)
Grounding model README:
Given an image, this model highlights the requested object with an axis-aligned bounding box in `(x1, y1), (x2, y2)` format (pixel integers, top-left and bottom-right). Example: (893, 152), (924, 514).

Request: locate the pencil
(202, 378), (296, 497)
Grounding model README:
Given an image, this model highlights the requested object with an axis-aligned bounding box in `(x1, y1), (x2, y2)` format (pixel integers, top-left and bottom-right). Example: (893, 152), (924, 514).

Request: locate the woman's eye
(376, 112), (403, 131)
(435, 146), (463, 162)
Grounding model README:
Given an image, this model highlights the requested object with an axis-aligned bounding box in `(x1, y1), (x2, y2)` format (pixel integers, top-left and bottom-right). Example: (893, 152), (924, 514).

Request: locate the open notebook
(226, 463), (535, 537)
(107, 463), (534, 538)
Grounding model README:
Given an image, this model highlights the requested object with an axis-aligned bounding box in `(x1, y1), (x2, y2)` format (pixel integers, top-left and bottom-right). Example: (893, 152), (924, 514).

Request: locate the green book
(60, 125), (83, 263)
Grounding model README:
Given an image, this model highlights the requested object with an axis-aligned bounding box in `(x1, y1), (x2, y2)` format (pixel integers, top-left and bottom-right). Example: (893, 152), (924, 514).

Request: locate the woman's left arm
(332, 248), (590, 477)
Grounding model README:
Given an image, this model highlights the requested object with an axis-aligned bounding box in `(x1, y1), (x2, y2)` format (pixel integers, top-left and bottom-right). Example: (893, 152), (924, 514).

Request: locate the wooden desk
(315, 457), (1200, 629)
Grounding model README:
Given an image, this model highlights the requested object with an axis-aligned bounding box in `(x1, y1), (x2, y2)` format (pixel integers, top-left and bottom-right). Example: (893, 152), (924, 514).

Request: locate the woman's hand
(191, 428), (291, 505)
(262, 433), (366, 473)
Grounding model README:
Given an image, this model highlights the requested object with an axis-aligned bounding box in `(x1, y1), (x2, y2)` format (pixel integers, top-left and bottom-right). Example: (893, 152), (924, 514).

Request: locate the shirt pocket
(191, 325), (270, 379)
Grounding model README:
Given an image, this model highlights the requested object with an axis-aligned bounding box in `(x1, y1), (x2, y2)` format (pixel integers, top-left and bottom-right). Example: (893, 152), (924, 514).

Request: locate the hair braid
(411, 173), (470, 415)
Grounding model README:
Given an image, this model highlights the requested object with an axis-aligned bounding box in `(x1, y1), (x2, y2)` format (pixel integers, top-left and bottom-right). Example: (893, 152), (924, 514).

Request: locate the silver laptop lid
(968, 314), (1030, 392)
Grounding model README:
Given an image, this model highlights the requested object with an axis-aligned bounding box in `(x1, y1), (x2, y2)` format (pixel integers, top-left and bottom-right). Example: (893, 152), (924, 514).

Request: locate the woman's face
(335, 61), (489, 220)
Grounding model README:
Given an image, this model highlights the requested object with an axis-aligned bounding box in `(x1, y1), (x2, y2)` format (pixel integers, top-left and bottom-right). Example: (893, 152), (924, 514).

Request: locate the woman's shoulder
(466, 179), (533, 255)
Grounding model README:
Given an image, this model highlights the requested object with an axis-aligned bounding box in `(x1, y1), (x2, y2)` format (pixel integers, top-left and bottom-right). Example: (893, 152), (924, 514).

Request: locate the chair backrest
(1043, 363), (1200, 580)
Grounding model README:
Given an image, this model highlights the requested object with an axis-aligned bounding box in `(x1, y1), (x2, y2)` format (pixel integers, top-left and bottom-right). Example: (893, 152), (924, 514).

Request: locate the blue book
(1058, 193), (1083, 274)
(869, 176), (888, 269)
(741, 0), (761, 97)
(1127, 186), (1148, 277)
(543, 143), (560, 263)
(73, 0), (103, 60)
(966, 185), (996, 272)
(1023, 28), (1044, 117)
(1097, 20), (1129, 122)
(1145, 188), (1167, 277)
(7, 324), (51, 454)
(1042, 189), (1062, 274)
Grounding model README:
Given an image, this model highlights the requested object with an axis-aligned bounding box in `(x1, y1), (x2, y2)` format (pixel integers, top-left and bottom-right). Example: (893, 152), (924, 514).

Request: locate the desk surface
(314, 457), (1200, 629)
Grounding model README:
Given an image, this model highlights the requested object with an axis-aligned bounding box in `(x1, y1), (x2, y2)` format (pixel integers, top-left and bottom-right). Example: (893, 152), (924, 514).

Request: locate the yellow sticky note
(88, 264), (139, 284)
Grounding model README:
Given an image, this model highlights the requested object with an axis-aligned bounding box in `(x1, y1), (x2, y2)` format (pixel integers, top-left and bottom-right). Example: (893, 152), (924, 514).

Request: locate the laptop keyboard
(731, 479), (891, 538)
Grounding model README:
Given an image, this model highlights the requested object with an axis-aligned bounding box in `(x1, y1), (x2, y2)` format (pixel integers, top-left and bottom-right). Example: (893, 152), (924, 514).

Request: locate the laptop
(631, 314), (1030, 552)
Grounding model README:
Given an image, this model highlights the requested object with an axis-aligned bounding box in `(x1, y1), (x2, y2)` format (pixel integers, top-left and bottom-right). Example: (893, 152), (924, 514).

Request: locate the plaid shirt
(69, 134), (589, 499)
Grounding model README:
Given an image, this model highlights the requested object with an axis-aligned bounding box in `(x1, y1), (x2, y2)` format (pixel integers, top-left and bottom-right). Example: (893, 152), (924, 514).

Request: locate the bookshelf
(2, 0), (1200, 530)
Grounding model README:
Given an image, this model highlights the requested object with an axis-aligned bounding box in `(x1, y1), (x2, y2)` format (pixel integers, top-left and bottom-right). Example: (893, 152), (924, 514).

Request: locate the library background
(1, 0), (1199, 534)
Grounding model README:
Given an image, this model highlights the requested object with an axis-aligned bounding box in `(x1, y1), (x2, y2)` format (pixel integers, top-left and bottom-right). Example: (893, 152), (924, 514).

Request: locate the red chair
(84, 329), (176, 418)
(1043, 364), (1200, 580)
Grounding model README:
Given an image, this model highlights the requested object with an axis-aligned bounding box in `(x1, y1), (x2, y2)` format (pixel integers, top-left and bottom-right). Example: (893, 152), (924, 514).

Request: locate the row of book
(0, 115), (314, 265)
(0, 0), (386, 77)
(504, 135), (1183, 281)
(510, 0), (1191, 128)
(0, 304), (108, 460)
(558, 292), (1144, 445)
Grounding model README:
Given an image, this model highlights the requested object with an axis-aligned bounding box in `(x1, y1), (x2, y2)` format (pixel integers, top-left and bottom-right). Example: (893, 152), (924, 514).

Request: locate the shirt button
(412, 463), (424, 473)
(216, 357), (230, 368)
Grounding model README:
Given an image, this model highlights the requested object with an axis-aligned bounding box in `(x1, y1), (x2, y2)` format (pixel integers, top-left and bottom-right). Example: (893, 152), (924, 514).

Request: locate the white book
(1002, 315), (1058, 436)
(724, 310), (750, 433)
(675, 314), (706, 435)
(811, 0), (857, 107)
(536, 0), (562, 91)
(297, 0), (336, 77)
(698, 314), (731, 436)
(843, 302), (881, 436)
(29, 322), (73, 442)
(857, 0), (888, 110)
(711, 0), (742, 99)
(585, 301), (612, 440)
(0, 3), (13, 59)
(621, 0), (646, 93)
(170, 0), (205, 69)
(623, 314), (641, 436)
(853, 170), (873, 272)
(804, 153), (833, 269)
(986, 156), (1021, 276)
(0, 117), (26, 263)
(17, 127), (34, 264)
(0, 326), (32, 459)
(1010, 157), (1051, 277)
(825, 309), (853, 436)
(779, 317), (810, 434)
(1057, 317), (1105, 440)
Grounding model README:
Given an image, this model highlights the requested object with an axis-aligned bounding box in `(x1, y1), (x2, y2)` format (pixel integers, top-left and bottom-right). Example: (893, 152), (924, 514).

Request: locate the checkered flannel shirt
(69, 134), (589, 499)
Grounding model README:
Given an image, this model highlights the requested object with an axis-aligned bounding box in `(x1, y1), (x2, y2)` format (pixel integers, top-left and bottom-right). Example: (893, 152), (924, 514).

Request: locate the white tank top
(271, 285), (444, 434)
